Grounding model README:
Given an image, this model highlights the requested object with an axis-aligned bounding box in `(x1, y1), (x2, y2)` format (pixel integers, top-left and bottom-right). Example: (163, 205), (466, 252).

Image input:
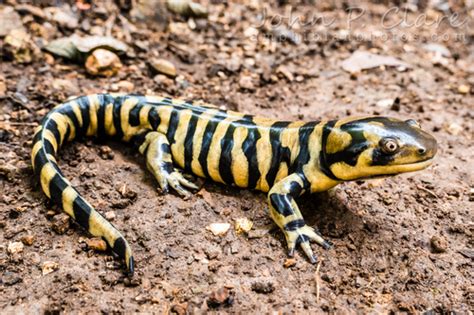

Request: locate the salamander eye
(380, 138), (399, 154)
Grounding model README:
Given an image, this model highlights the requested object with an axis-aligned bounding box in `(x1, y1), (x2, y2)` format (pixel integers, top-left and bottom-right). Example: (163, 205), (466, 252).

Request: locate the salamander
(31, 94), (438, 275)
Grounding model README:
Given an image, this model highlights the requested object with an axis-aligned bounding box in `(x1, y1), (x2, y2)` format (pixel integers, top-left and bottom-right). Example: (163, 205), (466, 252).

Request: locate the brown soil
(0, 1), (473, 313)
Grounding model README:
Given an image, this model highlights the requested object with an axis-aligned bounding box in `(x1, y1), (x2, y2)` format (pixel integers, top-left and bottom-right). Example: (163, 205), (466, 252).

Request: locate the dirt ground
(0, 0), (473, 313)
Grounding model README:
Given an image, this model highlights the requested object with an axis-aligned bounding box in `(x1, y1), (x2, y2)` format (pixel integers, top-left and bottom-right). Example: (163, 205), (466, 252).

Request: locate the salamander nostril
(418, 148), (426, 155)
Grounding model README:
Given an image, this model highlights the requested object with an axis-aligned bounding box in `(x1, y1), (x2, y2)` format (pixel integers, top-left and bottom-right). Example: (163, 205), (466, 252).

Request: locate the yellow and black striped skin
(31, 94), (438, 274)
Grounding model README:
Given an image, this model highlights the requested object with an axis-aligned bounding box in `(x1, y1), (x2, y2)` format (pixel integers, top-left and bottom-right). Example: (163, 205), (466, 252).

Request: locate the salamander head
(321, 117), (437, 181)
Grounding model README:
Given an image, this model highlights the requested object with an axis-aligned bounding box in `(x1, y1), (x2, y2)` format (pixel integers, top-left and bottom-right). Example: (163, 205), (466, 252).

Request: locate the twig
(416, 185), (439, 199)
(315, 260), (322, 304)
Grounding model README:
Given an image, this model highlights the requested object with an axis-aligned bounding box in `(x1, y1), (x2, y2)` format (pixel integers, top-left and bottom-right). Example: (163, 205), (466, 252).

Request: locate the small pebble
(207, 287), (234, 308)
(51, 213), (70, 235)
(251, 281), (275, 294)
(86, 237), (108, 251)
(206, 223), (231, 236)
(283, 258), (297, 268)
(7, 241), (24, 254)
(105, 211), (116, 221)
(234, 217), (253, 234)
(430, 235), (448, 253)
(457, 84), (470, 94)
(42, 261), (59, 275)
(85, 49), (122, 77)
(20, 235), (35, 246)
(149, 58), (177, 78)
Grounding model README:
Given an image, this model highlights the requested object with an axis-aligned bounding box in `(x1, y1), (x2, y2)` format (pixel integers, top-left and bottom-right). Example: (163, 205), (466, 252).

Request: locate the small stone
(446, 122), (463, 136)
(238, 74), (255, 91)
(251, 281), (275, 294)
(430, 235), (448, 253)
(86, 238), (108, 251)
(51, 213), (70, 235)
(276, 65), (294, 81)
(0, 6), (25, 37)
(149, 58), (177, 78)
(20, 235), (35, 246)
(207, 287), (234, 308)
(376, 98), (395, 108)
(457, 85), (470, 94)
(0, 81), (6, 97)
(52, 78), (80, 95)
(234, 217), (253, 234)
(85, 49), (122, 77)
(2, 271), (22, 286)
(105, 211), (116, 221)
(206, 223), (231, 236)
(117, 80), (135, 93)
(42, 261), (59, 275)
(283, 258), (297, 268)
(7, 241), (24, 255)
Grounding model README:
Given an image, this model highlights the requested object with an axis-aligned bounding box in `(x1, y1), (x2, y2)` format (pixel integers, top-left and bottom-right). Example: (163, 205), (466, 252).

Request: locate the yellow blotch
(88, 209), (120, 246)
(120, 97), (139, 141)
(62, 186), (77, 218)
(326, 129), (352, 154)
(43, 129), (58, 153)
(139, 105), (152, 129)
(170, 110), (192, 168)
(104, 103), (116, 136)
(40, 163), (57, 198)
(206, 120), (229, 184)
(50, 113), (69, 145)
(86, 94), (100, 136)
(230, 127), (249, 188)
(70, 101), (83, 128)
(255, 127), (272, 192)
(190, 115), (209, 178)
(31, 141), (43, 171)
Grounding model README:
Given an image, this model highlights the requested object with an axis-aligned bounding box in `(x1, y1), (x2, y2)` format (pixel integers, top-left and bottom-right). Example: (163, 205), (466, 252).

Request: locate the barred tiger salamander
(31, 94), (437, 275)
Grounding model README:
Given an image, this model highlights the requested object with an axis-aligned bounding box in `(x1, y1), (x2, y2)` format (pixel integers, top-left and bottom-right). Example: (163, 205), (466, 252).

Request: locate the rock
(207, 287), (234, 308)
(85, 49), (122, 77)
(2, 271), (22, 286)
(149, 58), (177, 78)
(234, 217), (253, 234)
(341, 51), (411, 73)
(446, 122), (462, 136)
(7, 241), (24, 255)
(430, 235), (448, 253)
(376, 98), (395, 108)
(277, 65), (294, 81)
(0, 6), (24, 37)
(251, 281), (275, 294)
(206, 223), (231, 236)
(51, 213), (70, 235)
(283, 258), (297, 268)
(20, 235), (35, 246)
(44, 5), (79, 29)
(104, 211), (116, 221)
(166, 0), (208, 18)
(457, 85), (470, 94)
(42, 261), (59, 275)
(52, 79), (80, 95)
(116, 81), (135, 93)
(86, 238), (107, 251)
(4, 29), (40, 63)
(15, 4), (46, 19)
(423, 43), (451, 57)
(238, 74), (255, 91)
(0, 80), (6, 97)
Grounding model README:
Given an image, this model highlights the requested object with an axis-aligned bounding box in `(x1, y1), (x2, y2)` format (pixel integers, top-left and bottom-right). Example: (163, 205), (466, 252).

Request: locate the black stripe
(61, 104), (80, 140)
(166, 109), (180, 145)
(266, 121), (291, 186)
(46, 119), (62, 147)
(148, 107), (161, 130)
(49, 174), (69, 206)
(72, 196), (91, 231)
(320, 121), (342, 180)
(34, 150), (49, 175)
(183, 111), (201, 173)
(198, 114), (227, 178)
(128, 101), (143, 127)
(112, 96), (124, 140)
(295, 234), (310, 245)
(284, 219), (306, 231)
(219, 124), (236, 185)
(269, 193), (294, 217)
(96, 95), (106, 138)
(240, 116), (261, 189)
(112, 237), (126, 259)
(290, 122), (319, 173)
(76, 96), (91, 137)
(43, 139), (56, 155)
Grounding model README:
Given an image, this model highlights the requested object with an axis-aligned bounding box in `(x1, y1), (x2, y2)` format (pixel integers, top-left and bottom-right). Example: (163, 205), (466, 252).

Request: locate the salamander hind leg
(139, 131), (198, 197)
(268, 173), (332, 263)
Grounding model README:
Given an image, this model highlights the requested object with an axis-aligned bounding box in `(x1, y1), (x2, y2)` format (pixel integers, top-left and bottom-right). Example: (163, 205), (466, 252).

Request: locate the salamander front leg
(139, 132), (198, 197)
(268, 173), (332, 263)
